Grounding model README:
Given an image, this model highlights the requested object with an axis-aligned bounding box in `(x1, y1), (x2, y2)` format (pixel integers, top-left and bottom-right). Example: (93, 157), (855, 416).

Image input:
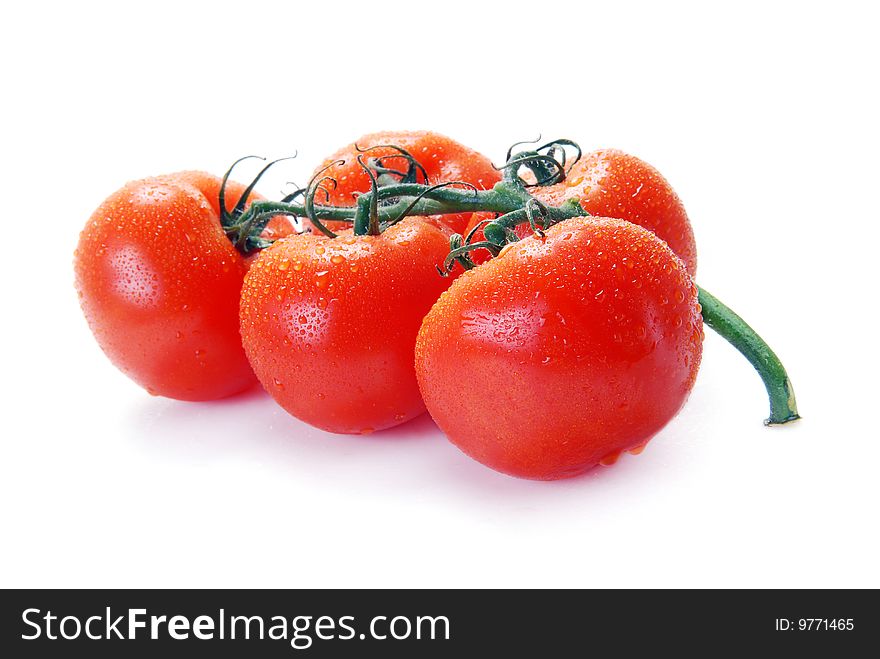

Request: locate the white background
(2, 1), (878, 588)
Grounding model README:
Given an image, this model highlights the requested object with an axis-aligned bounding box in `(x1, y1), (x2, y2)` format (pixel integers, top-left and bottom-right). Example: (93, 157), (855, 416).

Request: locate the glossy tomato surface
(310, 131), (501, 234)
(166, 170), (296, 241)
(240, 218), (458, 434)
(75, 174), (260, 400)
(415, 216), (703, 480)
(533, 149), (697, 275)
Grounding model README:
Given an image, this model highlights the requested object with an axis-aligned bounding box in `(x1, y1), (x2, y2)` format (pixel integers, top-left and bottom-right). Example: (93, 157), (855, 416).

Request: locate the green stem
(698, 287), (800, 425)
(247, 200), (356, 222)
(483, 198), (584, 244)
(237, 181), (541, 237)
(349, 181), (532, 235)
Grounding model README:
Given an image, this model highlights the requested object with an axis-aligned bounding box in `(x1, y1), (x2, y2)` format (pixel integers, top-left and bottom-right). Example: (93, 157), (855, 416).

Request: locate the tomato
(74, 172), (274, 401)
(415, 216), (703, 480)
(462, 149), (697, 275)
(309, 131), (501, 234)
(532, 149), (697, 275)
(240, 218), (458, 434)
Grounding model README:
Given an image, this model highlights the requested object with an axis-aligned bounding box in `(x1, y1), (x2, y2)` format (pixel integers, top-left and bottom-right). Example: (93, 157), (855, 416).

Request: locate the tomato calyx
(497, 137), (583, 187)
(354, 143), (431, 187)
(219, 155), (300, 253)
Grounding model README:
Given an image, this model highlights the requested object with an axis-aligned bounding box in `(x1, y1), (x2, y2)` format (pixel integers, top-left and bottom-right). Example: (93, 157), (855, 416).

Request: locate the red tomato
(462, 150), (697, 275)
(74, 172), (270, 400)
(415, 217), (703, 480)
(533, 149), (697, 275)
(308, 131), (501, 234)
(240, 218), (458, 434)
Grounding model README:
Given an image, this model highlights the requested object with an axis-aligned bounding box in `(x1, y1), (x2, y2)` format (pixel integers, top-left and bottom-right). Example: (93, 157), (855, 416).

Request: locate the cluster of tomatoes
(75, 131), (794, 480)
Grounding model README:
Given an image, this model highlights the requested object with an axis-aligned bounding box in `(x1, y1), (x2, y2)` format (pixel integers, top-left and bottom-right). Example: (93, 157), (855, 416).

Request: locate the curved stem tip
(698, 287), (800, 425)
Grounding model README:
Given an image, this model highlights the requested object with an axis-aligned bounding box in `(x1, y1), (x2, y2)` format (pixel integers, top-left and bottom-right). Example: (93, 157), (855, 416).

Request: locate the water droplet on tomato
(278, 259), (290, 271)
(599, 451), (621, 466)
(330, 254), (345, 264)
(293, 261), (303, 271)
(273, 378), (284, 390)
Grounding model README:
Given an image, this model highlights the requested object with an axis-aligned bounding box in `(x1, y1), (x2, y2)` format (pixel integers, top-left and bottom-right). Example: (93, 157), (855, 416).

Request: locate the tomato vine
(223, 138), (800, 425)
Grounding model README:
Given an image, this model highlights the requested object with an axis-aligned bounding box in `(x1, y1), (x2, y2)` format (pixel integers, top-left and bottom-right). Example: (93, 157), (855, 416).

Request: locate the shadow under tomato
(125, 385), (684, 511)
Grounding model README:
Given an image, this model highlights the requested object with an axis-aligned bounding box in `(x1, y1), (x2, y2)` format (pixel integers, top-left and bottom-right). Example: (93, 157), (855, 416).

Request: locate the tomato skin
(164, 170), (296, 241)
(75, 176), (258, 400)
(462, 150), (696, 275)
(533, 149), (697, 275)
(309, 131), (501, 234)
(415, 217), (703, 480)
(240, 218), (458, 434)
